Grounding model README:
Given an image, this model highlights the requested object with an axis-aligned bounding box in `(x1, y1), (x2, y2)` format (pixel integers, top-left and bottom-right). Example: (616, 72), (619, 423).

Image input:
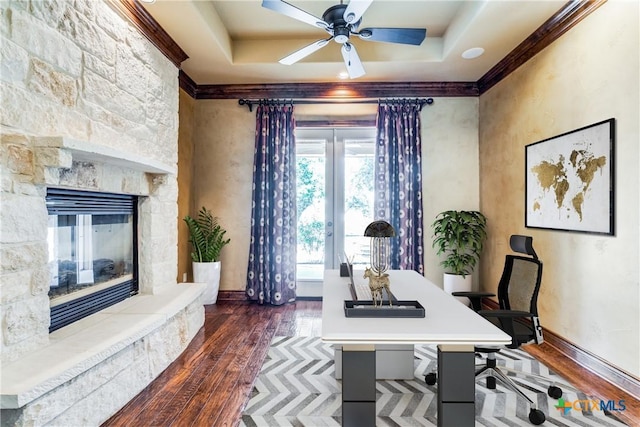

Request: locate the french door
(295, 127), (376, 283)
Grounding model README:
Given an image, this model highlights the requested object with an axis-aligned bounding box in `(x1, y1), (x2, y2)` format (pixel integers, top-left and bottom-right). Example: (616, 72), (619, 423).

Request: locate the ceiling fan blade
(341, 43), (365, 79)
(358, 27), (426, 45)
(343, 0), (373, 24)
(262, 0), (327, 29)
(279, 38), (332, 65)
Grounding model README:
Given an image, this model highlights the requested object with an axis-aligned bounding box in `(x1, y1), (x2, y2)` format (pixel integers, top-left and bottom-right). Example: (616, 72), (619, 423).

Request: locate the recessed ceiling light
(338, 71), (349, 80)
(462, 47), (484, 59)
(139, 0), (156, 3)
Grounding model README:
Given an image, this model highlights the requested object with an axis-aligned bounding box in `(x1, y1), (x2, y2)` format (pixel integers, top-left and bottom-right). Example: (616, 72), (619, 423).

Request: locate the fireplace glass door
(46, 189), (138, 332)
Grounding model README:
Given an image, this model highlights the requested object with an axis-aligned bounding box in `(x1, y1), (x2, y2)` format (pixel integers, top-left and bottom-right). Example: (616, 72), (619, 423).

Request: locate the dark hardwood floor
(102, 300), (638, 426)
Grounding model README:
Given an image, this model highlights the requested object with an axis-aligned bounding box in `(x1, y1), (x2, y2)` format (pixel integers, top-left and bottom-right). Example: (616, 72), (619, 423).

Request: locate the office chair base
(497, 365), (567, 398)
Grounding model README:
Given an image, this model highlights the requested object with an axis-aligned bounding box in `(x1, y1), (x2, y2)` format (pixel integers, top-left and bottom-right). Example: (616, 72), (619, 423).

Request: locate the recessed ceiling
(140, 0), (566, 85)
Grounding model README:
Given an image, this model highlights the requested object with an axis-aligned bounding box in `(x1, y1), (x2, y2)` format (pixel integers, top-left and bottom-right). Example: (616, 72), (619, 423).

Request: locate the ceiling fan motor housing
(323, 4), (360, 44)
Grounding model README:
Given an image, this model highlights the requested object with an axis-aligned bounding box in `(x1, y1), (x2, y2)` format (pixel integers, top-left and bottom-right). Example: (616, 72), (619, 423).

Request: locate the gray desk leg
(437, 344), (475, 427)
(342, 344), (376, 427)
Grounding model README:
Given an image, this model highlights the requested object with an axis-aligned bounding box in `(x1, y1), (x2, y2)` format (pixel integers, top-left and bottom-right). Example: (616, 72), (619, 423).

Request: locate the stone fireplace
(0, 0), (204, 425)
(0, 137), (205, 426)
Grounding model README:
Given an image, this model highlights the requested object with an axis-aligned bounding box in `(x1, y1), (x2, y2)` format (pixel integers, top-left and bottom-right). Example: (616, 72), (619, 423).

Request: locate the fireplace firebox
(46, 188), (138, 332)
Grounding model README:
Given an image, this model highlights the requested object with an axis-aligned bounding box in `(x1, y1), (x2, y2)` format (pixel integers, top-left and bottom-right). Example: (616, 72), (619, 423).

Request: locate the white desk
(322, 269), (511, 427)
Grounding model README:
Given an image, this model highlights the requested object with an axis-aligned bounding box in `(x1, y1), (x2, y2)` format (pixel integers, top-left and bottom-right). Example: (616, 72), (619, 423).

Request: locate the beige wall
(422, 98), (480, 287)
(479, 1), (639, 377)
(178, 89), (196, 282)
(188, 99), (481, 292)
(190, 100), (256, 290)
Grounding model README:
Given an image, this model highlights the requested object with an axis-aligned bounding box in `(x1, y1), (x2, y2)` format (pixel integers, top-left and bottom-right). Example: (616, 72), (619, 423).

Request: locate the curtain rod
(238, 97), (434, 112)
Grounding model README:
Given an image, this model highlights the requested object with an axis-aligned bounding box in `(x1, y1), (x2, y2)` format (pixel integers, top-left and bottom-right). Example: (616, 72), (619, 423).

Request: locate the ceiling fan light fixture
(462, 47), (484, 59)
(334, 27), (350, 44)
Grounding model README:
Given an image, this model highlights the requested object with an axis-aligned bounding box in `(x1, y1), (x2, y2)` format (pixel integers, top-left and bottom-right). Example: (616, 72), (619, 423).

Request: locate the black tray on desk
(344, 300), (425, 318)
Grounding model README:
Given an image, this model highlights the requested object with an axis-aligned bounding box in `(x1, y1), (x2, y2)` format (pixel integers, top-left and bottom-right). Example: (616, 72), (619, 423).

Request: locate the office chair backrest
(498, 236), (543, 316)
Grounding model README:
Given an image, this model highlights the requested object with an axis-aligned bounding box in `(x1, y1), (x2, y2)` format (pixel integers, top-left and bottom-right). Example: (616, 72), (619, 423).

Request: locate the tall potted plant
(431, 210), (487, 304)
(184, 206), (230, 304)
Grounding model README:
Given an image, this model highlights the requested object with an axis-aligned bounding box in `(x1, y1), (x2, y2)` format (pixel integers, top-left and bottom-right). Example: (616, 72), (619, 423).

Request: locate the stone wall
(0, 0), (201, 424)
(1, 0), (179, 361)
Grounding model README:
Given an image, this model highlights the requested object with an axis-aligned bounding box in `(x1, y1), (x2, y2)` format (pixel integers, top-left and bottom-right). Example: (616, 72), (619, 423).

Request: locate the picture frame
(525, 118), (615, 235)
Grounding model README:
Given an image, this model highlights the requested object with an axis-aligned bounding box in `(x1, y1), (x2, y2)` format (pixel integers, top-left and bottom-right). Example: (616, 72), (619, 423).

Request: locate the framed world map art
(525, 118), (615, 235)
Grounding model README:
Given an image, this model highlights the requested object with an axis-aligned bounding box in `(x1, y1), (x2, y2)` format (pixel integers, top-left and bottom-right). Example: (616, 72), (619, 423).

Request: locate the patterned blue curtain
(246, 103), (297, 305)
(374, 102), (424, 274)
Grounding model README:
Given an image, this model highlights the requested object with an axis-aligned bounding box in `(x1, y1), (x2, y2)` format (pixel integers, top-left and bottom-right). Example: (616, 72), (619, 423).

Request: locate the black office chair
(425, 235), (564, 425)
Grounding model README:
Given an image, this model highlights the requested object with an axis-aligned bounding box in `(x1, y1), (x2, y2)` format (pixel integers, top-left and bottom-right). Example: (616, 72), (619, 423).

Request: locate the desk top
(321, 269), (511, 346)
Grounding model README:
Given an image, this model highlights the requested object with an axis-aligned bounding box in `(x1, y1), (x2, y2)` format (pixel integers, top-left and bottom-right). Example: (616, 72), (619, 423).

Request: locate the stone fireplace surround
(0, 135), (205, 426)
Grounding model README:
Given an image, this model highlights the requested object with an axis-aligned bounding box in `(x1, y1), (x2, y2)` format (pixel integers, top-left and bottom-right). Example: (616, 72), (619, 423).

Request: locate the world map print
(526, 120), (613, 234)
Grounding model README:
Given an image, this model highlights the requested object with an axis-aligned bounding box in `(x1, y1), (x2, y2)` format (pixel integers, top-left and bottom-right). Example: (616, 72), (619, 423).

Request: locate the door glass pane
(295, 139), (326, 280)
(343, 135), (375, 268)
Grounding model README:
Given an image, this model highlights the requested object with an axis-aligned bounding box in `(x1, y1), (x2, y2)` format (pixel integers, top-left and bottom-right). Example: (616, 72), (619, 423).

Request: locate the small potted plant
(431, 210), (487, 302)
(184, 206), (230, 304)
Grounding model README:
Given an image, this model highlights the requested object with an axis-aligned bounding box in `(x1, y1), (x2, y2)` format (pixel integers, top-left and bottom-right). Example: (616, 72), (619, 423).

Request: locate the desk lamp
(364, 220), (395, 275)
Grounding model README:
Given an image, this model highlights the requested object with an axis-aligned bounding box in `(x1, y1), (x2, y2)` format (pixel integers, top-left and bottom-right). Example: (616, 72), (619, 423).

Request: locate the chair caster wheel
(528, 408), (546, 425)
(424, 373), (437, 385)
(548, 385), (562, 399)
(486, 376), (496, 389)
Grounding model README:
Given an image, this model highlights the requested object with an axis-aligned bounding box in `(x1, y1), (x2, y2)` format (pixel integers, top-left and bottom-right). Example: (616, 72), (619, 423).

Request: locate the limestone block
(94, 1), (129, 43)
(10, 8), (82, 77)
(83, 70), (145, 125)
(0, 3), (10, 38)
(1, 175), (13, 192)
(145, 315), (182, 378)
(115, 44), (149, 102)
(3, 294), (50, 345)
(147, 95), (176, 128)
(72, 11), (116, 65)
(3, 144), (34, 175)
(120, 169), (143, 195)
(0, 39), (30, 84)
(13, 181), (43, 197)
(30, 266), (51, 296)
(34, 147), (72, 169)
(82, 99), (132, 134)
(29, 0), (69, 29)
(0, 241), (48, 273)
(0, 133), (30, 147)
(0, 192), (47, 244)
(83, 52), (115, 83)
(37, 167), (61, 186)
(123, 122), (154, 144)
(124, 25), (157, 65)
(28, 58), (78, 108)
(186, 300), (205, 340)
(0, 270), (31, 304)
(0, 85), (90, 142)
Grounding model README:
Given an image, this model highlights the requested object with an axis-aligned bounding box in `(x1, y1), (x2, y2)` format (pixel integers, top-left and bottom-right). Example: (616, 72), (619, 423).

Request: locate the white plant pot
(193, 261), (221, 305)
(443, 273), (472, 306)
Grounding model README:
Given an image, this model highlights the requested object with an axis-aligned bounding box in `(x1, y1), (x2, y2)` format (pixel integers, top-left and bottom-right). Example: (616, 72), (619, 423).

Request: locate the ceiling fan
(262, 0), (427, 79)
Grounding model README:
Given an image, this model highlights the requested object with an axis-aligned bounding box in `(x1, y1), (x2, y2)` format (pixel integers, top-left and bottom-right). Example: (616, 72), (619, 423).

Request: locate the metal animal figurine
(363, 267), (391, 307)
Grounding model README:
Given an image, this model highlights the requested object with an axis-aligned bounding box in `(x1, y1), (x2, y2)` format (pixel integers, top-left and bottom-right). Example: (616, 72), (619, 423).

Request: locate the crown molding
(478, 0), (607, 94)
(179, 70), (198, 98)
(193, 81), (478, 100)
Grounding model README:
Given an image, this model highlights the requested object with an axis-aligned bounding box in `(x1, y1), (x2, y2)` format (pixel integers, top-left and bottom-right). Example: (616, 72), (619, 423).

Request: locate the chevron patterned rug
(241, 336), (627, 426)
